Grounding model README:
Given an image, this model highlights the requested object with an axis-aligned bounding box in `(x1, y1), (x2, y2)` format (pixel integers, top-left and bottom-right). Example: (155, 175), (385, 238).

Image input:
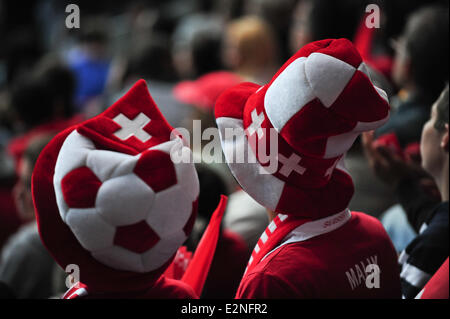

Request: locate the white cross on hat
(278, 153), (306, 177)
(324, 158), (339, 178)
(112, 113), (152, 143)
(246, 109), (265, 139)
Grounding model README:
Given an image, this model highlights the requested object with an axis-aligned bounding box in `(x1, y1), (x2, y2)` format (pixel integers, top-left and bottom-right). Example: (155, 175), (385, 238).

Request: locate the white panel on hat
(151, 138), (200, 202)
(357, 63), (390, 107)
(54, 131), (96, 222)
(264, 57), (315, 131)
(357, 62), (372, 81)
(54, 182), (69, 223)
(374, 86), (389, 104)
(95, 173), (155, 226)
(146, 184), (192, 238)
(335, 154), (351, 177)
(65, 207), (116, 252)
(216, 117), (285, 212)
(149, 138), (179, 154)
(353, 112), (390, 132)
(305, 52), (356, 107)
(349, 85), (389, 132)
(173, 155), (200, 202)
(141, 230), (187, 272)
(86, 150), (138, 182)
(92, 245), (145, 273)
(324, 131), (360, 159)
(54, 131), (94, 183)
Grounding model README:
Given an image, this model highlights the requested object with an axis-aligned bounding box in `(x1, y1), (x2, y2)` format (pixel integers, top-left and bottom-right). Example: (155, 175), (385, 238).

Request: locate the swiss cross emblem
(112, 113), (152, 142)
(246, 109), (265, 139)
(278, 153), (306, 177)
(324, 158), (339, 178)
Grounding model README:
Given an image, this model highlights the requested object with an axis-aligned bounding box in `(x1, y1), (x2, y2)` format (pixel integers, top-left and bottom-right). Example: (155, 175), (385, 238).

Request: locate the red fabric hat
(215, 38), (390, 219)
(173, 71), (242, 110)
(32, 80), (200, 293)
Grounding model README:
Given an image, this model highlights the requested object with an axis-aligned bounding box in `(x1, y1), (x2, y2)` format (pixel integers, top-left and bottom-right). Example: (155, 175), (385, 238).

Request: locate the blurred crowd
(0, 0), (448, 299)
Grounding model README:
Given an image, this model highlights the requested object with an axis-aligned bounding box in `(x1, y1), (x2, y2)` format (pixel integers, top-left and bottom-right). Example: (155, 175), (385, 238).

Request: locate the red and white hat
(32, 80), (199, 292)
(215, 38), (390, 219)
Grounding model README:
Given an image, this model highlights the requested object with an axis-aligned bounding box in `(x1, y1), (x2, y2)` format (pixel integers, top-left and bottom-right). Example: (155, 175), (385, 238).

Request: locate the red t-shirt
(236, 212), (401, 299)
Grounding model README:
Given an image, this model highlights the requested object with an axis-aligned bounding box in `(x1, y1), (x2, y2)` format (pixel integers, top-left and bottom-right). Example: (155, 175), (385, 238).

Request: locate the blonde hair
(226, 16), (277, 67)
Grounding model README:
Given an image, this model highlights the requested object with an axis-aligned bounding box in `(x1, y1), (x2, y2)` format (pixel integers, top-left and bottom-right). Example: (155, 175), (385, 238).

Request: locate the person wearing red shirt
(214, 38), (402, 298)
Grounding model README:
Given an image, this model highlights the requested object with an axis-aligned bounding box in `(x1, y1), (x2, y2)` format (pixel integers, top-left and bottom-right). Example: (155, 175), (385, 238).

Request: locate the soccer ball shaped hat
(32, 80), (199, 292)
(215, 39), (390, 219)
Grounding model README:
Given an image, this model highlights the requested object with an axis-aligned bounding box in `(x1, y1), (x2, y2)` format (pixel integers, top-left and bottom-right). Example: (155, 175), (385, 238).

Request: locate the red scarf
(244, 209), (352, 276)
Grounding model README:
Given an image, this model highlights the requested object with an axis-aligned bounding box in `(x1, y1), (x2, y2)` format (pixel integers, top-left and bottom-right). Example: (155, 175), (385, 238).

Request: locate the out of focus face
(13, 159), (35, 222)
(222, 33), (240, 70)
(289, 0), (313, 54)
(420, 102), (446, 180)
(391, 38), (410, 89)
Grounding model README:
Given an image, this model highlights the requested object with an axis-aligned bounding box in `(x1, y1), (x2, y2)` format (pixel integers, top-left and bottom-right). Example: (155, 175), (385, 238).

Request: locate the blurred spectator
(2, 27), (43, 86)
(9, 77), (53, 133)
(115, 34), (190, 129)
(223, 15), (278, 84)
(34, 57), (77, 120)
(1, 62), (82, 252)
(289, 0), (366, 54)
(212, 0), (245, 22)
(363, 84), (448, 298)
(7, 61), (83, 168)
(399, 84), (448, 297)
(0, 134), (58, 299)
(367, 5), (449, 250)
(377, 5), (449, 147)
(345, 143), (398, 220)
(65, 20), (111, 111)
(191, 30), (224, 77)
(381, 0), (449, 46)
(171, 13), (224, 80)
(173, 70), (242, 191)
(124, 34), (177, 85)
(244, 0), (296, 62)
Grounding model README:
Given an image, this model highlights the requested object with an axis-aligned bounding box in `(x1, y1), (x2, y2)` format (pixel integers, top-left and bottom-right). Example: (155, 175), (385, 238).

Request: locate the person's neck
(267, 209), (277, 222)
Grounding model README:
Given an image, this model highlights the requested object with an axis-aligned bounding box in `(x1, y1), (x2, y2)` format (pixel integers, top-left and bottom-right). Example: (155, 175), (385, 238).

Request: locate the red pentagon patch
(133, 150), (177, 192)
(113, 220), (160, 253)
(61, 166), (102, 208)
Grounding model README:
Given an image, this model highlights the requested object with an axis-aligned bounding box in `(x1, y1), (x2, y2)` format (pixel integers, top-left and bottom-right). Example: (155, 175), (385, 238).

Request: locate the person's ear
(441, 123), (449, 152)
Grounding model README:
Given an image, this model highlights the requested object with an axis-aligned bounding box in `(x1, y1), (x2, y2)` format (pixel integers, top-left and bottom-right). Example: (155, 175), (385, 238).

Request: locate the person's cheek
(420, 122), (432, 168)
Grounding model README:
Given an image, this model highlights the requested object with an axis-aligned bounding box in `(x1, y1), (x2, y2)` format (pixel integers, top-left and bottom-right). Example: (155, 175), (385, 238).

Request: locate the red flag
(182, 195), (228, 296)
(164, 246), (192, 280)
(353, 12), (393, 80)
